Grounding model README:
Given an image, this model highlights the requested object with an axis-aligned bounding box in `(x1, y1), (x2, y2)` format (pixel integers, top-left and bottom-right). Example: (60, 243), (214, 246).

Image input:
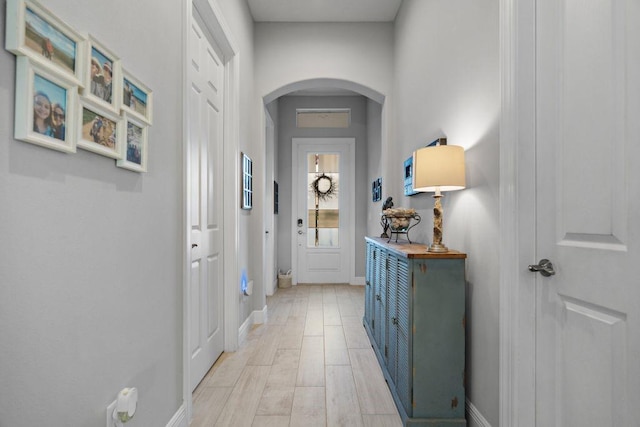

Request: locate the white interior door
(188, 12), (224, 391)
(292, 138), (354, 284)
(534, 1), (639, 425)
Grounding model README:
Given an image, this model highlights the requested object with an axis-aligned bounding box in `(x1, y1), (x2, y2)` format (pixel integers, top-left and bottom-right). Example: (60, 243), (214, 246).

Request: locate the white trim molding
(499, 0), (537, 426)
(238, 305), (268, 345)
(166, 404), (187, 427)
(238, 312), (253, 346)
(467, 398), (492, 427)
(253, 304), (268, 325)
(351, 276), (365, 286)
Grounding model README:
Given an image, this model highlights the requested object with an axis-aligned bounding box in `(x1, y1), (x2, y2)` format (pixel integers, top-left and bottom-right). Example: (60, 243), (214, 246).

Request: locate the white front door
(187, 12), (224, 391)
(292, 138), (354, 284)
(534, 1), (639, 425)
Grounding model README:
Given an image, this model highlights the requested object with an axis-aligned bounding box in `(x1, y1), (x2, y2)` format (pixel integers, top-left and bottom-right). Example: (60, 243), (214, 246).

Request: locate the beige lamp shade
(412, 145), (466, 192)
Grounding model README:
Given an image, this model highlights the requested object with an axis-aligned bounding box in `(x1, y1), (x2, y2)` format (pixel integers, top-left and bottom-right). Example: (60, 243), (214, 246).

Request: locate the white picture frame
(14, 56), (78, 153)
(117, 113), (149, 173)
(241, 152), (253, 210)
(5, 0), (86, 87)
(120, 69), (153, 125)
(77, 96), (124, 159)
(82, 35), (121, 113)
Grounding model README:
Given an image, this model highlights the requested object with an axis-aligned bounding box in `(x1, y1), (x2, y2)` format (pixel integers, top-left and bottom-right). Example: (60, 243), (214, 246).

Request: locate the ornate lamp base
(428, 191), (449, 253)
(428, 242), (449, 253)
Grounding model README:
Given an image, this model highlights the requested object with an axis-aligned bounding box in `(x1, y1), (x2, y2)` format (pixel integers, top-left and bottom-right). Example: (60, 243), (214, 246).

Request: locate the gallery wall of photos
(5, 0), (153, 172)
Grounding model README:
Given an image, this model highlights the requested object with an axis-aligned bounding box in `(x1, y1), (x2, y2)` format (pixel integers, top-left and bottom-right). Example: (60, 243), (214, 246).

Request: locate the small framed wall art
(372, 177), (382, 202)
(117, 112), (148, 172)
(77, 96), (124, 159)
(241, 152), (253, 210)
(83, 35), (121, 113)
(5, 0), (86, 87)
(120, 69), (153, 125)
(14, 56), (78, 153)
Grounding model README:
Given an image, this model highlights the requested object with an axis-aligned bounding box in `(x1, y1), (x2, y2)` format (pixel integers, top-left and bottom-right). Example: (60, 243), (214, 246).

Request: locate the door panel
(535, 0), (639, 425)
(293, 138), (354, 284)
(188, 14), (224, 392)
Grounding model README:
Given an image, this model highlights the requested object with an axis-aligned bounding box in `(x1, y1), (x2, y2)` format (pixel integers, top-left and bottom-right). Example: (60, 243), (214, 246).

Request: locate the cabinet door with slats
(387, 256), (399, 382)
(396, 258), (412, 414)
(364, 242), (375, 326)
(373, 248), (387, 350)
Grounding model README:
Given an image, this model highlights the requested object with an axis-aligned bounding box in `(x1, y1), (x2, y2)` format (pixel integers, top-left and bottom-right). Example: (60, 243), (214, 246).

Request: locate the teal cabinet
(364, 237), (467, 426)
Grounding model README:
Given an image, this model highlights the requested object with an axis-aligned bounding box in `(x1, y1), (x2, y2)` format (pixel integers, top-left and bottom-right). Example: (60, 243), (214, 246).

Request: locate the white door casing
(500, 0), (640, 425)
(292, 138), (355, 284)
(264, 109), (276, 295)
(187, 11), (225, 392)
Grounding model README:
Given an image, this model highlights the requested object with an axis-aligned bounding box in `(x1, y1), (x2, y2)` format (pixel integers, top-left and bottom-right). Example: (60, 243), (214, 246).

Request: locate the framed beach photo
(83, 35), (121, 113)
(5, 0), (85, 87)
(120, 69), (153, 125)
(14, 56), (77, 153)
(117, 113), (148, 172)
(77, 96), (124, 159)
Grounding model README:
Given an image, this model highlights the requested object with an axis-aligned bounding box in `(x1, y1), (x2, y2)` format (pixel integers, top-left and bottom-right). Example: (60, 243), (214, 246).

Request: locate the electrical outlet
(106, 399), (117, 427)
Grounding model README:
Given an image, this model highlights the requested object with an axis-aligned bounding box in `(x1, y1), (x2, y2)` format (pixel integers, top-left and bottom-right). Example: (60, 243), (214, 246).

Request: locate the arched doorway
(261, 79), (387, 296)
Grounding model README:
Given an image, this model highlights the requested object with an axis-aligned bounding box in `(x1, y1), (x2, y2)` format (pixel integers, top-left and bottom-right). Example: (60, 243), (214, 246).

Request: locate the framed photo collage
(5, 0), (153, 172)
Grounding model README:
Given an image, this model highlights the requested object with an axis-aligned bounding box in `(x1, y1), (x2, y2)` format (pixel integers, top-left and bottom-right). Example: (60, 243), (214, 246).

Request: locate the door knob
(298, 230), (304, 235)
(528, 259), (555, 277)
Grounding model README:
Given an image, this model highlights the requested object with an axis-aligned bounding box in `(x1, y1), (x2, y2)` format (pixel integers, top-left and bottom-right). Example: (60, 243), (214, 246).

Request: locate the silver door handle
(298, 230), (304, 235)
(528, 259), (555, 277)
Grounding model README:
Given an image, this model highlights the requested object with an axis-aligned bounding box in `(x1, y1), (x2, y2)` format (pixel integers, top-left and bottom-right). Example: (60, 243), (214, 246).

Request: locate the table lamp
(412, 144), (465, 252)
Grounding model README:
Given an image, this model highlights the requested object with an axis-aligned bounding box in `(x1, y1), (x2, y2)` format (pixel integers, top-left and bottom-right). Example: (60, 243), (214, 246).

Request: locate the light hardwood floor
(191, 284), (402, 427)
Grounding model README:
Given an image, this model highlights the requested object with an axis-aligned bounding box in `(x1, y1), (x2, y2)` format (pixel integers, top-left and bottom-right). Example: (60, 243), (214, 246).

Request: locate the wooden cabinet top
(366, 237), (467, 260)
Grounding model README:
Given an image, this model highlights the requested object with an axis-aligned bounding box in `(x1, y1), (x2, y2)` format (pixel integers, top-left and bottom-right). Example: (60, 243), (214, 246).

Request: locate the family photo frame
(6, 0), (152, 172)
(14, 56), (78, 153)
(77, 96), (124, 159)
(5, 0), (86, 87)
(120, 69), (153, 125)
(83, 35), (121, 114)
(117, 112), (149, 172)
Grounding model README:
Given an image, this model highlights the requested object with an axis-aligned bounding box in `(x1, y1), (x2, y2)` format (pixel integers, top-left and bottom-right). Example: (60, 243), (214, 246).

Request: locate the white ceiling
(247, 0), (403, 23)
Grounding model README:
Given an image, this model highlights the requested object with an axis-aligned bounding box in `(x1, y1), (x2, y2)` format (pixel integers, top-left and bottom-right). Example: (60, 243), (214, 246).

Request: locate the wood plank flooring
(192, 284), (402, 427)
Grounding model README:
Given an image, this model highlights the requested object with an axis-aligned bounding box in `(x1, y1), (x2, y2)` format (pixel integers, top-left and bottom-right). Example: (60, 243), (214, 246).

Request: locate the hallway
(191, 284), (402, 427)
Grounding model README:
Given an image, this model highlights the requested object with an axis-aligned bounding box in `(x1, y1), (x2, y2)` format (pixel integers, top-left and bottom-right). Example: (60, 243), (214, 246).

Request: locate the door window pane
(307, 153), (339, 247)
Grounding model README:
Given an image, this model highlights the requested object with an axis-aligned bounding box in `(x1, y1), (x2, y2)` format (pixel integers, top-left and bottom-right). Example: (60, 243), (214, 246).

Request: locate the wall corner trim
(238, 305), (268, 346)
(466, 398), (493, 427)
(166, 404), (187, 427)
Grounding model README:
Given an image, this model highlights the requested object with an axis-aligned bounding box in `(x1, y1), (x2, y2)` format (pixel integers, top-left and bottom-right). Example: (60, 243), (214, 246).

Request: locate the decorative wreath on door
(311, 173), (337, 201)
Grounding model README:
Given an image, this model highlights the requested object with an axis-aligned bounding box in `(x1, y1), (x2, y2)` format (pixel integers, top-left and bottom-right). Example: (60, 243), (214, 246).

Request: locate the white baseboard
(466, 398), (492, 427)
(238, 305), (268, 345)
(266, 279), (278, 296)
(166, 404), (187, 427)
(253, 304), (268, 324)
(238, 314), (252, 346)
(351, 276), (365, 285)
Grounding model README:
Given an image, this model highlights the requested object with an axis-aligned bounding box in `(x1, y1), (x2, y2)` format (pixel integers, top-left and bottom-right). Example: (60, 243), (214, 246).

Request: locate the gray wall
(0, 0), (183, 425)
(366, 99), (384, 236)
(275, 95), (370, 280)
(393, 0), (500, 424)
(216, 0), (259, 327)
